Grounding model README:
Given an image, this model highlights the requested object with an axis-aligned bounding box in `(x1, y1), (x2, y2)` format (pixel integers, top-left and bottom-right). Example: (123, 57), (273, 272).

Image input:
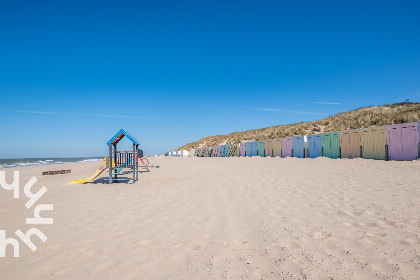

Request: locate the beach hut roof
(106, 129), (140, 146)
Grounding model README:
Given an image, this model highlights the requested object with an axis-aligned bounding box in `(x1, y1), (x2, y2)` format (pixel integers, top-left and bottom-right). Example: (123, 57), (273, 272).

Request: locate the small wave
(77, 158), (102, 163)
(0, 157), (102, 169)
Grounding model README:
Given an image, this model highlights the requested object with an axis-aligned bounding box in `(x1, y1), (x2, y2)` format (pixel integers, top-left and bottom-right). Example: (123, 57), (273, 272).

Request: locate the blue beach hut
(292, 136), (305, 158)
(307, 134), (322, 158)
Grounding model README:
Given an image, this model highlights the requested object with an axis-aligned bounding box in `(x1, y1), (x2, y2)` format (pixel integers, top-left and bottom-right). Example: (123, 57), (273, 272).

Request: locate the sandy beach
(1, 156), (419, 279)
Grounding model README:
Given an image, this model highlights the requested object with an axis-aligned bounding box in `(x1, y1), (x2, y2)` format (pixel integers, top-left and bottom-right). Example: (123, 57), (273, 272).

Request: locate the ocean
(0, 157), (104, 169)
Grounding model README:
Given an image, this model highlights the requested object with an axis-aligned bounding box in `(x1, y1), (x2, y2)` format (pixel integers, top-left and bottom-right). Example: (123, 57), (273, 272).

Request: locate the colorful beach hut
(245, 142), (252, 157)
(240, 143), (246, 157)
(307, 134), (322, 158)
(229, 144), (239, 157)
(257, 141), (265, 157)
(360, 127), (387, 160)
(212, 146), (218, 157)
(205, 147), (211, 157)
(216, 146), (221, 157)
(225, 144), (231, 157)
(340, 130), (361, 159)
(250, 141), (258, 156)
(272, 139), (282, 157)
(322, 132), (340, 158)
(292, 136), (305, 158)
(264, 140), (273, 157)
(386, 122), (419, 161)
(220, 145), (226, 157)
(281, 138), (292, 157)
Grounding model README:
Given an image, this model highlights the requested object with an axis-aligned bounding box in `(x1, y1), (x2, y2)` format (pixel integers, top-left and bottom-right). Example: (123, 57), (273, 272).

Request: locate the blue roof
(106, 129), (140, 146)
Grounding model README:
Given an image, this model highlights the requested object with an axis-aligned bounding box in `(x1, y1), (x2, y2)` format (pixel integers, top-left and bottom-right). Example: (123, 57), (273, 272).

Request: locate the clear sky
(1, 0), (419, 158)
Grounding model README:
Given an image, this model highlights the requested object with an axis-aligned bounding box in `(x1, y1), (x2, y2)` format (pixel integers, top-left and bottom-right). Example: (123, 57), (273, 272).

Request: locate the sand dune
(1, 156), (419, 279)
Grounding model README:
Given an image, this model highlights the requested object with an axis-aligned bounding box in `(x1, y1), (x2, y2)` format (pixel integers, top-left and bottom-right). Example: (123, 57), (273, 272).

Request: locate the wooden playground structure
(68, 129), (149, 185)
(107, 129), (146, 184)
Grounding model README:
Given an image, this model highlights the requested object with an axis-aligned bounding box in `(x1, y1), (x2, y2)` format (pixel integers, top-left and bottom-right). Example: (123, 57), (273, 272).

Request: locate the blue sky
(1, 0), (419, 158)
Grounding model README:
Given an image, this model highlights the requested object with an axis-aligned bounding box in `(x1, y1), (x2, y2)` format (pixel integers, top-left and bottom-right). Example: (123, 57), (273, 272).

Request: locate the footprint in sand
(365, 232), (386, 237)
(344, 210), (361, 216)
(378, 220), (397, 228)
(407, 237), (420, 244)
(315, 211), (328, 216)
(371, 262), (398, 274)
(359, 222), (383, 229)
(135, 240), (153, 246)
(362, 236), (383, 245)
(280, 241), (301, 249)
(308, 232), (331, 239)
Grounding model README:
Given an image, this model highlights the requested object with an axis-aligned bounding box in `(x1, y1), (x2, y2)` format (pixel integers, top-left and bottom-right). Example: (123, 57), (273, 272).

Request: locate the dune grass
(177, 102), (420, 151)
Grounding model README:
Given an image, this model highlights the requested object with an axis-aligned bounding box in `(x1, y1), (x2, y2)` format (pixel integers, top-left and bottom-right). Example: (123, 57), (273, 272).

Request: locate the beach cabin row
(166, 150), (189, 157)
(195, 122), (420, 161)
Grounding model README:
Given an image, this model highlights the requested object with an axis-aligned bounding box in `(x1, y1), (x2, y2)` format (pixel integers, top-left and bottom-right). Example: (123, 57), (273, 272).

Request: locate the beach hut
(307, 134), (322, 158)
(281, 137), (292, 157)
(240, 143), (246, 157)
(189, 148), (195, 157)
(204, 147), (211, 157)
(292, 136), (305, 158)
(386, 122), (419, 161)
(340, 130), (361, 159)
(229, 144), (239, 157)
(218, 145), (224, 157)
(225, 144), (231, 157)
(210, 146), (216, 157)
(245, 142), (252, 157)
(272, 139), (282, 157)
(360, 127), (387, 160)
(322, 132), (340, 158)
(216, 146), (221, 157)
(176, 151), (182, 156)
(257, 141), (265, 157)
(264, 140), (273, 157)
(251, 141), (258, 156)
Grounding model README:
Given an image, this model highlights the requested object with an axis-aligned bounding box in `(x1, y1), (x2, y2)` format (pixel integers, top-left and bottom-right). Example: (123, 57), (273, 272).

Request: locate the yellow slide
(67, 157), (113, 185)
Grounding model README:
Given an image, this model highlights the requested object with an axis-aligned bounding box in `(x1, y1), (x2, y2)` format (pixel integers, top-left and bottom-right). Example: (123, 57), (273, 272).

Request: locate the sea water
(0, 157), (103, 169)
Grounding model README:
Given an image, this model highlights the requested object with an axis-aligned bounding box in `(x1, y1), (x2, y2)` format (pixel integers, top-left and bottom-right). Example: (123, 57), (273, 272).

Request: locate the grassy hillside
(177, 102), (420, 151)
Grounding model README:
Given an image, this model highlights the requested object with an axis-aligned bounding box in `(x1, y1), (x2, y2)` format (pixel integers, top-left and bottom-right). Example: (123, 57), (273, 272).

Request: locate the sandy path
(0, 157), (419, 279)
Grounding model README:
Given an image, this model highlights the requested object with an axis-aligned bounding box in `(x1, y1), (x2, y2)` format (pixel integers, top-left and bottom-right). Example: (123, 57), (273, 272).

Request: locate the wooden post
(132, 144), (136, 182)
(109, 144), (112, 184)
(136, 144), (139, 181)
(113, 144), (117, 181)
